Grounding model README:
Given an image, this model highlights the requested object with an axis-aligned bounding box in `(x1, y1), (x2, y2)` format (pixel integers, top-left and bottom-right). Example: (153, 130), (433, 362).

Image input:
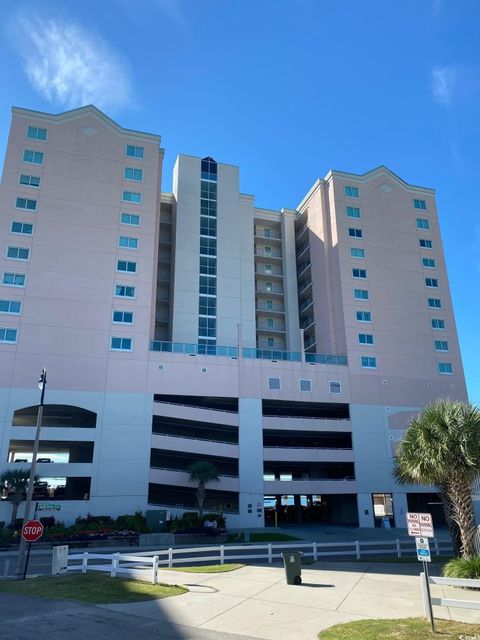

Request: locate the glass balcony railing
(150, 341), (347, 365)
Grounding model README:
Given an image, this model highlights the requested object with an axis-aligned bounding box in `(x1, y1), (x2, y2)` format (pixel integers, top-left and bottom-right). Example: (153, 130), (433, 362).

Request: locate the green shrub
(115, 512), (148, 533)
(443, 556), (480, 580)
(75, 514), (114, 527)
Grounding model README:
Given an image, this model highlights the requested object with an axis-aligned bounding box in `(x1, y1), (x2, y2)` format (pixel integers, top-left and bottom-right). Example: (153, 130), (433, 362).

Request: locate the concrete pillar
(392, 492), (408, 528)
(238, 398), (264, 528)
(357, 493), (375, 527)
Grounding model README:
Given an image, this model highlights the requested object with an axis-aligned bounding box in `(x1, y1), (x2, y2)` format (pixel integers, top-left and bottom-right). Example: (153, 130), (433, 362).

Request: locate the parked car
(37, 458), (53, 463)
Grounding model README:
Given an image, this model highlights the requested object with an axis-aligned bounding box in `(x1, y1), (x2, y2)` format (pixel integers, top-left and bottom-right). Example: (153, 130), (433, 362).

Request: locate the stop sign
(22, 520), (44, 542)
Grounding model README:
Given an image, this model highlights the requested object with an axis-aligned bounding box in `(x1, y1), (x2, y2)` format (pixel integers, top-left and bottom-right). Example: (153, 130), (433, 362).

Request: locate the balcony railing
(255, 266), (283, 277)
(299, 298), (314, 313)
(150, 341), (347, 365)
(256, 284), (284, 295)
(254, 248), (282, 259)
(257, 321), (286, 332)
(256, 302), (285, 313)
(254, 230), (282, 240)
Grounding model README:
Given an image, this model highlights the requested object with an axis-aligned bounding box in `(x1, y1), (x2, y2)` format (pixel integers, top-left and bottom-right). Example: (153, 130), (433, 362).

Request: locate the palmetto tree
(188, 461), (219, 521)
(0, 468), (32, 528)
(394, 400), (480, 558)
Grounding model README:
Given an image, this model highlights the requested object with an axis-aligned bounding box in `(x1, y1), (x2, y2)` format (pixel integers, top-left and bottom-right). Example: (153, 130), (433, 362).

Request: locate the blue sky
(0, 0), (479, 402)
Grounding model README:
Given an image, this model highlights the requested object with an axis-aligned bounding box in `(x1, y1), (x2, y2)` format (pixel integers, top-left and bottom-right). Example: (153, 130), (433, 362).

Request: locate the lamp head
(37, 368), (47, 390)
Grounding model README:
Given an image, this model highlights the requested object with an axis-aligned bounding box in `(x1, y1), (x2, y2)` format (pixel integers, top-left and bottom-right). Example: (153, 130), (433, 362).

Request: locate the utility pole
(15, 368), (47, 579)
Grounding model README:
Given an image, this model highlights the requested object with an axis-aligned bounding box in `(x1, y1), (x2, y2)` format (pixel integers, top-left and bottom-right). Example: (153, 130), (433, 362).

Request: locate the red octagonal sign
(22, 520), (44, 542)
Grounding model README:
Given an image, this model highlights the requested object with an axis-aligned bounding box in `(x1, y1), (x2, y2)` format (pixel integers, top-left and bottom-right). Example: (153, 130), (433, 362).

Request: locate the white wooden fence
(66, 537), (453, 580)
(421, 572), (480, 621)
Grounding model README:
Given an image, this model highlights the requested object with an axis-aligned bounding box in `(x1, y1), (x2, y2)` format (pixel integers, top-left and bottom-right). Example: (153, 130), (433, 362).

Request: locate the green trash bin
(281, 551), (303, 585)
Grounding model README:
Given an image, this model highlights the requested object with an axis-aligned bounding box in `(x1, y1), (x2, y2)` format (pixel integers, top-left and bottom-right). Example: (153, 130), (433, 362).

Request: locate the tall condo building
(0, 106), (470, 528)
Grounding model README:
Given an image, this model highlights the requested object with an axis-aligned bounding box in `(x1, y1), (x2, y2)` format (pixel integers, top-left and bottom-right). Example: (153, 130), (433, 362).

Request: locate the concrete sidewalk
(101, 562), (480, 639)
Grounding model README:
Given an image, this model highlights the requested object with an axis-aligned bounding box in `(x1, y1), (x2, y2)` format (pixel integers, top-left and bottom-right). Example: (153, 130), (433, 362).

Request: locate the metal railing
(150, 341), (348, 366)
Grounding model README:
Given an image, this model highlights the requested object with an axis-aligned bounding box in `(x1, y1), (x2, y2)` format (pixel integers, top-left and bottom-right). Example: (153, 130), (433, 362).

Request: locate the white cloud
(10, 14), (133, 113)
(431, 65), (458, 107)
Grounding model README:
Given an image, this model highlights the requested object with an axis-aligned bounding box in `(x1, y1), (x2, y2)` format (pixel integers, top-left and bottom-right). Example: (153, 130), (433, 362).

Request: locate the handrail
(152, 432), (238, 445)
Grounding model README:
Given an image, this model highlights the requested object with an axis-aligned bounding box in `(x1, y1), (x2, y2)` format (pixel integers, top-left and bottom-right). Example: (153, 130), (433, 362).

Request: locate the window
(266, 318), (274, 328)
(346, 206), (361, 218)
(11, 222), (33, 235)
(0, 328), (17, 343)
(419, 238), (432, 249)
(356, 310), (371, 322)
(348, 227), (363, 238)
(200, 180), (217, 200)
(200, 237), (217, 256)
(350, 247), (365, 258)
(115, 285), (135, 298)
(416, 218), (429, 230)
(23, 149), (44, 164)
(414, 199), (426, 210)
(299, 379), (311, 392)
(438, 362), (453, 374)
(15, 197), (37, 211)
(264, 228), (272, 238)
(19, 174), (40, 188)
(120, 213), (140, 226)
(265, 282), (273, 292)
(352, 268), (367, 279)
(27, 126), (47, 140)
(361, 356), (377, 369)
(0, 300), (21, 314)
(118, 236), (138, 249)
(110, 337), (132, 351)
(345, 185), (359, 197)
(2, 273), (25, 287)
(431, 319), (445, 330)
(266, 337), (274, 348)
(434, 340), (449, 352)
(126, 145), (144, 159)
(7, 247), (30, 261)
(117, 260), (137, 273)
(354, 288), (369, 300)
(122, 191), (142, 204)
(198, 316), (216, 337)
(265, 264), (272, 274)
(428, 297), (442, 308)
(329, 381), (341, 394)
(124, 167), (143, 181)
(112, 310), (134, 324)
(265, 299), (273, 310)
(200, 256), (216, 275)
(264, 246), (272, 256)
(199, 275), (216, 296)
(425, 277), (438, 288)
(200, 216), (217, 237)
(422, 258), (436, 268)
(358, 333), (374, 345)
(199, 296), (216, 316)
(268, 377), (280, 390)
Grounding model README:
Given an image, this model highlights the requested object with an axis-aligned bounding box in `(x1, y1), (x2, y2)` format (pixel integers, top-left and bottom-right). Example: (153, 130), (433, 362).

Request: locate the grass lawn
(318, 617), (480, 639)
(166, 563), (244, 573)
(0, 573), (187, 604)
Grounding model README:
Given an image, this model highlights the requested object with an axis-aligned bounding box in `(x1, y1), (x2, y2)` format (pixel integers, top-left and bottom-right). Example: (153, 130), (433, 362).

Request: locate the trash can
(281, 551), (303, 585)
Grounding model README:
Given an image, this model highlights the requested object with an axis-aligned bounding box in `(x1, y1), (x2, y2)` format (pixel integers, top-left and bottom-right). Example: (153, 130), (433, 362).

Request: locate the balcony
(298, 280), (312, 296)
(296, 242), (310, 259)
(257, 321), (286, 332)
(254, 247), (282, 260)
(254, 230), (282, 241)
(256, 284), (284, 295)
(299, 298), (314, 313)
(297, 261), (311, 278)
(255, 266), (283, 277)
(300, 316), (315, 330)
(256, 301), (285, 313)
(157, 271), (171, 282)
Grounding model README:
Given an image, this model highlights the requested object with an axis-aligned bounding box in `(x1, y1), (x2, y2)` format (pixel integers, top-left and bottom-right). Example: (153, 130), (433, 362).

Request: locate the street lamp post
(14, 368), (47, 579)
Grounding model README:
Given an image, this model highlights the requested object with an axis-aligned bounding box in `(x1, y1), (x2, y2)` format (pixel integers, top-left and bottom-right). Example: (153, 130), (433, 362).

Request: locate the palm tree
(188, 461), (219, 521)
(0, 468), (31, 528)
(394, 400), (480, 558)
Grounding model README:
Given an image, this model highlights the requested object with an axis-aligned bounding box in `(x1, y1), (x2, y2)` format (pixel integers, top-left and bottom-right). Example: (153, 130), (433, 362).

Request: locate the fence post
(168, 548), (173, 568)
(111, 553), (119, 578)
(220, 545), (225, 565)
(396, 539), (401, 558)
(3, 558), (10, 578)
(313, 542), (318, 562)
(434, 538), (440, 556)
(268, 543), (272, 564)
(152, 556), (159, 584)
(82, 552), (88, 574)
(355, 541), (361, 560)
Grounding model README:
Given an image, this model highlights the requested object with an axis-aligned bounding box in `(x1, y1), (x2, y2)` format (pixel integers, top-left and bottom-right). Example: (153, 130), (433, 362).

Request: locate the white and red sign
(407, 512), (434, 538)
(21, 519), (44, 542)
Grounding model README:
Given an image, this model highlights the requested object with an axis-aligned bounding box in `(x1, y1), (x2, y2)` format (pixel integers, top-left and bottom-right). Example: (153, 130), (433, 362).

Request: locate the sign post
(407, 513), (435, 632)
(21, 517), (44, 580)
